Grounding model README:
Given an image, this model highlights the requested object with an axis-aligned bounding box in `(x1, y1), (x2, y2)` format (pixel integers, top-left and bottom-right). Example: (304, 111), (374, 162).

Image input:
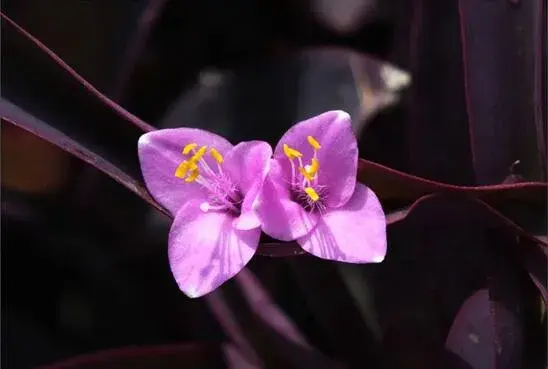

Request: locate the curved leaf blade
(445, 289), (523, 369)
(0, 100), (167, 216)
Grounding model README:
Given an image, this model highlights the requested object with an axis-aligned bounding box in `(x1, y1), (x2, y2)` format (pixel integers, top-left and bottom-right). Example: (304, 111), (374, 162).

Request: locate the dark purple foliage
(1, 1), (546, 368)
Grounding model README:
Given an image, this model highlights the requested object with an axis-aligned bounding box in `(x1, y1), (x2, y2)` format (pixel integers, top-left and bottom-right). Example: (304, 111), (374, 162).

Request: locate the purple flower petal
(169, 200), (260, 298)
(224, 141), (272, 230)
(233, 211), (261, 231)
(273, 110), (358, 208)
(138, 128), (233, 216)
(224, 141), (272, 196)
(257, 160), (319, 241)
(297, 183), (386, 263)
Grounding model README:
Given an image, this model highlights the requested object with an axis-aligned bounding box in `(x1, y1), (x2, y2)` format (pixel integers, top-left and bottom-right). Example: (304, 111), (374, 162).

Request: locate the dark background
(2, 0), (546, 368)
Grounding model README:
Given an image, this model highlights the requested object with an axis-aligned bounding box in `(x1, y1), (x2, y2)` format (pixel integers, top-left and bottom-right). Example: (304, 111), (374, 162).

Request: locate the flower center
(283, 136), (326, 213)
(174, 143), (242, 216)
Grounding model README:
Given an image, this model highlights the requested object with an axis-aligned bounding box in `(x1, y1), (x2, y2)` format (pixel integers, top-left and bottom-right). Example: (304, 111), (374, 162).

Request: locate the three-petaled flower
(256, 110), (386, 263)
(138, 129), (271, 297)
(138, 110), (386, 298)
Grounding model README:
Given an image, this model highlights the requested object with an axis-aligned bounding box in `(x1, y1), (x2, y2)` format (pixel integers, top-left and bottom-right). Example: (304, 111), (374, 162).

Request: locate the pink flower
(137, 111), (386, 297)
(256, 111), (387, 263)
(138, 128), (271, 297)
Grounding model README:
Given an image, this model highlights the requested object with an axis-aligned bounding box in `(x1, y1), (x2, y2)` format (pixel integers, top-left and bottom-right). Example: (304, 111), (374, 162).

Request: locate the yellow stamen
(304, 187), (319, 201)
(283, 144), (303, 159)
(191, 145), (208, 162)
(210, 148), (224, 164)
(175, 160), (199, 179)
(185, 168), (200, 183)
(307, 136), (321, 150)
(299, 167), (314, 181)
(182, 143), (198, 155)
(175, 161), (189, 179)
(308, 158), (319, 176)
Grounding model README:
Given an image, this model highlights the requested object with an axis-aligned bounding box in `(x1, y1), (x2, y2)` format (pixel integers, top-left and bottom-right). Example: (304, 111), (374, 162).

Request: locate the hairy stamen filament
(283, 144), (303, 187)
(289, 159), (296, 186)
(209, 148), (224, 175)
(194, 172), (240, 213)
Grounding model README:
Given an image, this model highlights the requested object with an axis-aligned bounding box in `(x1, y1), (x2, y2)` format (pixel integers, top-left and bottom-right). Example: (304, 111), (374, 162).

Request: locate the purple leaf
(445, 289), (522, 369)
(457, 0), (546, 184)
(0, 101), (167, 216)
(404, 0), (475, 185)
(374, 0), (546, 187)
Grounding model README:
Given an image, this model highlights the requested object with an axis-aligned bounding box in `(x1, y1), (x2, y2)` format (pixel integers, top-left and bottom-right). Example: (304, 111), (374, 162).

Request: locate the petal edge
(169, 201), (259, 298)
(298, 183), (386, 263)
(138, 128), (233, 215)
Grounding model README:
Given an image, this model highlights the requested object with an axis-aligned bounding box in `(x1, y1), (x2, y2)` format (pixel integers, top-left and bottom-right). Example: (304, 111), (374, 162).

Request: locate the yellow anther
(175, 161), (189, 179)
(182, 143), (198, 155)
(175, 160), (198, 179)
(191, 145), (208, 162)
(283, 144), (303, 159)
(188, 161), (198, 171)
(307, 136), (321, 150)
(299, 167), (314, 181)
(300, 158), (320, 181)
(185, 168), (200, 183)
(304, 187), (320, 202)
(210, 148), (224, 164)
(309, 158), (319, 176)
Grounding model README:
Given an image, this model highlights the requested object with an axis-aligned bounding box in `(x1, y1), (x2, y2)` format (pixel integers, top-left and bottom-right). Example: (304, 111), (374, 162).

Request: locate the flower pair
(138, 110), (387, 298)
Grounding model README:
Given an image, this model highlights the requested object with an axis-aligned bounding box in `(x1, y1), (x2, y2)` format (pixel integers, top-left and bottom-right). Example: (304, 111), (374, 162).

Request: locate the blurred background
(2, 0), (546, 368)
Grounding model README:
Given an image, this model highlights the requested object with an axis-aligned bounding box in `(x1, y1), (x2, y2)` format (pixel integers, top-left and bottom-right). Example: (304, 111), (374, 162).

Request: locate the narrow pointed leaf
(458, 0), (546, 184)
(0, 101), (167, 215)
